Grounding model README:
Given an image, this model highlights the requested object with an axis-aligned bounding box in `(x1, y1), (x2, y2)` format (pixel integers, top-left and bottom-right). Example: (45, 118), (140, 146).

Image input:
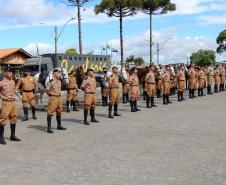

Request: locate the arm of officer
(15, 79), (22, 91)
(80, 77), (88, 91)
(45, 81), (52, 96)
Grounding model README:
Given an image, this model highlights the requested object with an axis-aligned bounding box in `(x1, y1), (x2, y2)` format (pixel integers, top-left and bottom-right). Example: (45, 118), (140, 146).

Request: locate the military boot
(0, 125), (6, 145)
(114, 104), (121, 116)
(72, 101), (79, 111)
(167, 95), (172, 104)
(181, 92), (186, 100)
(123, 93), (127, 104)
(104, 97), (108, 106)
(163, 94), (168, 105)
(192, 90), (196, 98)
(84, 109), (90, 125)
(47, 115), (53, 133)
(134, 100), (141, 111)
(102, 96), (105, 106)
(90, 108), (99, 123)
(108, 104), (114, 119)
(146, 96), (151, 108)
(66, 101), (70, 113)
(198, 88), (201, 96)
(126, 93), (129, 102)
(201, 88), (205, 96)
(151, 97), (157, 107)
(130, 100), (136, 112)
(143, 91), (147, 101)
(10, 124), (21, 141)
(189, 89), (192, 99)
(22, 107), (29, 121)
(56, 114), (66, 130)
(31, 106), (37, 120)
(178, 92), (182, 101)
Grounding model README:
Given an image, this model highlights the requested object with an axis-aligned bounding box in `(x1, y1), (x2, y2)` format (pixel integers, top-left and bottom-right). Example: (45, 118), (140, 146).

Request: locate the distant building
(0, 48), (32, 78)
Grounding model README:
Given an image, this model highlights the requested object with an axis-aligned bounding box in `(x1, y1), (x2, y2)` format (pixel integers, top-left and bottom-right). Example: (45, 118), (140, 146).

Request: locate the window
(104, 57), (107, 61)
(79, 57), (82, 61)
(100, 57), (102, 61)
(74, 56), (77, 61)
(69, 56), (72, 60)
(59, 56), (62, 60)
(96, 57), (99, 61)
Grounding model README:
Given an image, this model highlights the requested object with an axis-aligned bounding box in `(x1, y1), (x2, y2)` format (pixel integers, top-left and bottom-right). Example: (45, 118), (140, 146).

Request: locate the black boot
(84, 109), (90, 125)
(47, 115), (53, 133)
(192, 90), (196, 98)
(114, 104), (121, 116)
(181, 92), (186, 100)
(10, 124), (21, 141)
(66, 101), (70, 112)
(123, 93), (127, 104)
(151, 97), (157, 107)
(201, 88), (205, 96)
(22, 107), (29, 121)
(31, 106), (37, 120)
(104, 97), (108, 106)
(108, 104), (114, 119)
(198, 88), (201, 96)
(219, 84), (222, 92)
(189, 90), (192, 99)
(90, 108), (99, 123)
(56, 114), (66, 130)
(102, 96), (105, 106)
(157, 89), (162, 98)
(0, 125), (6, 145)
(134, 100), (141, 111)
(130, 100), (136, 112)
(167, 95), (172, 104)
(143, 91), (147, 101)
(178, 92), (181, 101)
(146, 96), (151, 108)
(126, 93), (129, 102)
(72, 101), (79, 111)
(163, 94), (167, 105)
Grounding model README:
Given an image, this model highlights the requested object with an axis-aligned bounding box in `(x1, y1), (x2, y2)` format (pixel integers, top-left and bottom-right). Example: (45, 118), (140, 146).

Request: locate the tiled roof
(0, 48), (32, 59)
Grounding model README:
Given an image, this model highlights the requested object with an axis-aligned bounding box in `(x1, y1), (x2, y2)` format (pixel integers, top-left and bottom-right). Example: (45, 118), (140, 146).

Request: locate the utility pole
(157, 43), (160, 65)
(54, 26), (58, 68)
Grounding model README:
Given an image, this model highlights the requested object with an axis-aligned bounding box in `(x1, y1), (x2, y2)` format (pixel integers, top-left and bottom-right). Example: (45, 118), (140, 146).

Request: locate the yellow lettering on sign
(61, 59), (68, 70)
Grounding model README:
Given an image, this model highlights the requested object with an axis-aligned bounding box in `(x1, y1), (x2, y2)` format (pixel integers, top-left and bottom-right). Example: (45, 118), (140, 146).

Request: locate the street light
(157, 37), (173, 65)
(54, 18), (75, 67)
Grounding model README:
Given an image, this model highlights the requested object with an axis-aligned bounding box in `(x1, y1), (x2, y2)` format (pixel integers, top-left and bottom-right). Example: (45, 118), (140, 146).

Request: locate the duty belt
(23, 90), (34, 92)
(147, 82), (155, 84)
(50, 94), (61, 97)
(85, 92), (95, 94)
(68, 87), (76, 90)
(110, 86), (119, 89)
(2, 99), (15, 102)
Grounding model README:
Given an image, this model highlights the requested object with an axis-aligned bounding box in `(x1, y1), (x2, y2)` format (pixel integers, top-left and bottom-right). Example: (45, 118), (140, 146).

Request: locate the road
(0, 90), (226, 185)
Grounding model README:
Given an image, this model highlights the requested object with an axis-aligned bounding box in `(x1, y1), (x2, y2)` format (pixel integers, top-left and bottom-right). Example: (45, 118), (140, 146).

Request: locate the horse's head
(60, 68), (69, 85)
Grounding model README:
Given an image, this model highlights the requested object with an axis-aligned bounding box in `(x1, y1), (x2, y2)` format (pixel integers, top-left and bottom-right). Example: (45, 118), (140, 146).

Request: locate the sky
(0, 0), (226, 64)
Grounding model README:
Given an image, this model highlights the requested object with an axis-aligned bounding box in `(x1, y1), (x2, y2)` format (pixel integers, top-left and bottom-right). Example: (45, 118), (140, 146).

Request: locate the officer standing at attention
(161, 65), (172, 105)
(45, 69), (66, 133)
(16, 72), (38, 121)
(198, 66), (206, 96)
(207, 63), (214, 94)
(0, 68), (21, 145)
(145, 65), (157, 108)
(188, 64), (197, 98)
(129, 67), (140, 112)
(108, 66), (121, 119)
(101, 67), (109, 107)
(177, 64), (186, 101)
(80, 69), (99, 125)
(219, 64), (225, 91)
(66, 70), (79, 112)
(122, 65), (130, 103)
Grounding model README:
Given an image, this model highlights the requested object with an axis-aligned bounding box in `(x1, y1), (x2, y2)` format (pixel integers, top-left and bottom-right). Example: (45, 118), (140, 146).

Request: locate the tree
(125, 55), (145, 66)
(140, 0), (176, 64)
(216, 30), (226, 54)
(95, 0), (142, 68)
(60, 0), (92, 55)
(190, 49), (216, 66)
(65, 48), (78, 54)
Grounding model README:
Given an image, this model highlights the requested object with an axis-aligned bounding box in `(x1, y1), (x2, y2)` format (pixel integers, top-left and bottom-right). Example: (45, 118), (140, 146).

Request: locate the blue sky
(0, 0), (226, 64)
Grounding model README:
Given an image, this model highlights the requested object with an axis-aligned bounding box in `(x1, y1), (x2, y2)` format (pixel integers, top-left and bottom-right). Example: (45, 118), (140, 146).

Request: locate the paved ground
(1, 89), (226, 185)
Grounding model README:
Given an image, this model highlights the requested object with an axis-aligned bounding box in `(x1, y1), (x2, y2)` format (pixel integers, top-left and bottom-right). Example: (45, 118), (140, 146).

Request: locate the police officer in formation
(0, 63), (225, 144)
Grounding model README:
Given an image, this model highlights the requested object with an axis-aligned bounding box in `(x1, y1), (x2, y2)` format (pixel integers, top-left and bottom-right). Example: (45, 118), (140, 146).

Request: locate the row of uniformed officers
(0, 63), (225, 144)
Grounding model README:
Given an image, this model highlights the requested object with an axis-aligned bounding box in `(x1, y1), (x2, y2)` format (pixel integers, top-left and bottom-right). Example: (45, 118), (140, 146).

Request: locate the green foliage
(216, 29), (226, 54)
(125, 55), (145, 66)
(94, 0), (142, 17)
(141, 0), (176, 14)
(190, 49), (216, 66)
(65, 48), (78, 54)
(61, 0), (91, 7)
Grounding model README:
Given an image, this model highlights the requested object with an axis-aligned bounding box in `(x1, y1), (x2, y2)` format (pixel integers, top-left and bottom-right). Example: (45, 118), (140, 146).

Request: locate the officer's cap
(53, 68), (61, 73)
(87, 68), (94, 72)
(112, 66), (118, 69)
(5, 67), (14, 73)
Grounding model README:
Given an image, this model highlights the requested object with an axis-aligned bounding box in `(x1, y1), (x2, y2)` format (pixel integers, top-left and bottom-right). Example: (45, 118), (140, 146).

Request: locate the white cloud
(107, 29), (225, 64)
(198, 14), (226, 25)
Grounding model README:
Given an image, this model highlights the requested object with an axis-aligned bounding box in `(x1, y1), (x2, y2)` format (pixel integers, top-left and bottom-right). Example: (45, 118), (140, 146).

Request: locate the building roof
(0, 48), (32, 60)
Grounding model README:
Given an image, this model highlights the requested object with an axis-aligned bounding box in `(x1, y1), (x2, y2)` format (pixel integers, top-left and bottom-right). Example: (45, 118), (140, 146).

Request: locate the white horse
(34, 68), (69, 105)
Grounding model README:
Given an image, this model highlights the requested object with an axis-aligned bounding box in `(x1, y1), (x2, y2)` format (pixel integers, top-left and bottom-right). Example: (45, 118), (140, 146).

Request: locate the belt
(68, 88), (76, 90)
(2, 99), (15, 102)
(147, 82), (155, 84)
(131, 85), (139, 86)
(178, 80), (185, 81)
(85, 92), (95, 94)
(111, 87), (119, 89)
(50, 95), (61, 97)
(23, 90), (34, 92)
